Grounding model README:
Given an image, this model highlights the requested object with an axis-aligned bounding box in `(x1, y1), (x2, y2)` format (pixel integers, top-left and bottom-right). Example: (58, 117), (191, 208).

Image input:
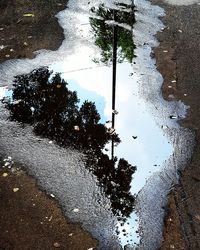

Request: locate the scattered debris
(23, 13), (35, 17)
(69, 233), (73, 237)
(74, 125), (80, 131)
(112, 109), (118, 115)
(73, 208), (79, 213)
(178, 29), (183, 33)
(13, 187), (19, 193)
(49, 215), (53, 222)
(163, 50), (168, 53)
(53, 242), (60, 248)
(2, 172), (8, 177)
(168, 94), (175, 99)
(169, 115), (177, 119)
(161, 125), (169, 129)
(0, 45), (6, 50)
(23, 42), (28, 46)
(50, 193), (55, 198)
(12, 99), (22, 105)
(171, 80), (176, 83)
(5, 54), (10, 58)
(108, 127), (115, 135)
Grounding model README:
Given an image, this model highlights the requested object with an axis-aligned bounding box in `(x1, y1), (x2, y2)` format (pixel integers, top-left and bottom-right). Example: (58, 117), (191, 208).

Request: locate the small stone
(171, 80), (176, 83)
(87, 248), (94, 250)
(184, 94), (187, 96)
(10, 49), (14, 52)
(170, 245), (175, 249)
(5, 54), (10, 58)
(50, 193), (55, 198)
(53, 242), (60, 248)
(2, 172), (8, 177)
(13, 188), (19, 192)
(23, 42), (28, 46)
(178, 29), (183, 33)
(73, 208), (79, 213)
(168, 85), (172, 88)
(49, 141), (53, 144)
(68, 233), (73, 237)
(163, 50), (168, 53)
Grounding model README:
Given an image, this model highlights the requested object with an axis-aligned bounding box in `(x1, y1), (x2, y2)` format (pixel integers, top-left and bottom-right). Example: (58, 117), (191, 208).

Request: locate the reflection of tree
(90, 3), (136, 64)
(3, 67), (136, 218)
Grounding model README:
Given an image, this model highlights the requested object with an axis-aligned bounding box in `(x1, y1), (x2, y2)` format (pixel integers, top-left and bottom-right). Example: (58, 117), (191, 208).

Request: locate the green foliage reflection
(90, 3), (136, 64)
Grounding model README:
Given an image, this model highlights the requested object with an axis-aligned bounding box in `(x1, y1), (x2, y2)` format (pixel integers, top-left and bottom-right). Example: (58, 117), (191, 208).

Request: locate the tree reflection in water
(90, 3), (136, 64)
(3, 67), (136, 219)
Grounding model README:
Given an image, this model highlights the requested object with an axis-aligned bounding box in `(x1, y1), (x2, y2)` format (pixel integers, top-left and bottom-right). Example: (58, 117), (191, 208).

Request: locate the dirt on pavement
(0, 0), (66, 63)
(0, 165), (97, 250)
(0, 1), (98, 249)
(151, 0), (200, 249)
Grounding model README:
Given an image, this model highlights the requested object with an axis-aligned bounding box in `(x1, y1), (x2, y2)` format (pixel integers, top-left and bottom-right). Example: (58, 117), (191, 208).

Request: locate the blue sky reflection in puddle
(50, 47), (173, 245)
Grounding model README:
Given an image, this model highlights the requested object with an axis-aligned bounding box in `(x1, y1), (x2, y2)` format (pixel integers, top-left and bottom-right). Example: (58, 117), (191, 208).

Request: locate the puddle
(0, 0), (195, 249)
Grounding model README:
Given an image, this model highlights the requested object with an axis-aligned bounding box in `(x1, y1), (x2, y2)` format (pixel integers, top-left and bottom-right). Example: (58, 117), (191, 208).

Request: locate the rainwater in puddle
(0, 0), (194, 249)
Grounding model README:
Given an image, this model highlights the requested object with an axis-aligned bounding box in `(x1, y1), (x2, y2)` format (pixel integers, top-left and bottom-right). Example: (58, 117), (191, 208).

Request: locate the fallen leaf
(23, 13), (35, 17)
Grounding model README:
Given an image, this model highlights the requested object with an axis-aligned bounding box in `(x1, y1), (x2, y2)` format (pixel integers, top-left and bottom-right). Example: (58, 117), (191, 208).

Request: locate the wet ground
(152, 0), (200, 249)
(0, 164), (97, 250)
(0, 0), (200, 249)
